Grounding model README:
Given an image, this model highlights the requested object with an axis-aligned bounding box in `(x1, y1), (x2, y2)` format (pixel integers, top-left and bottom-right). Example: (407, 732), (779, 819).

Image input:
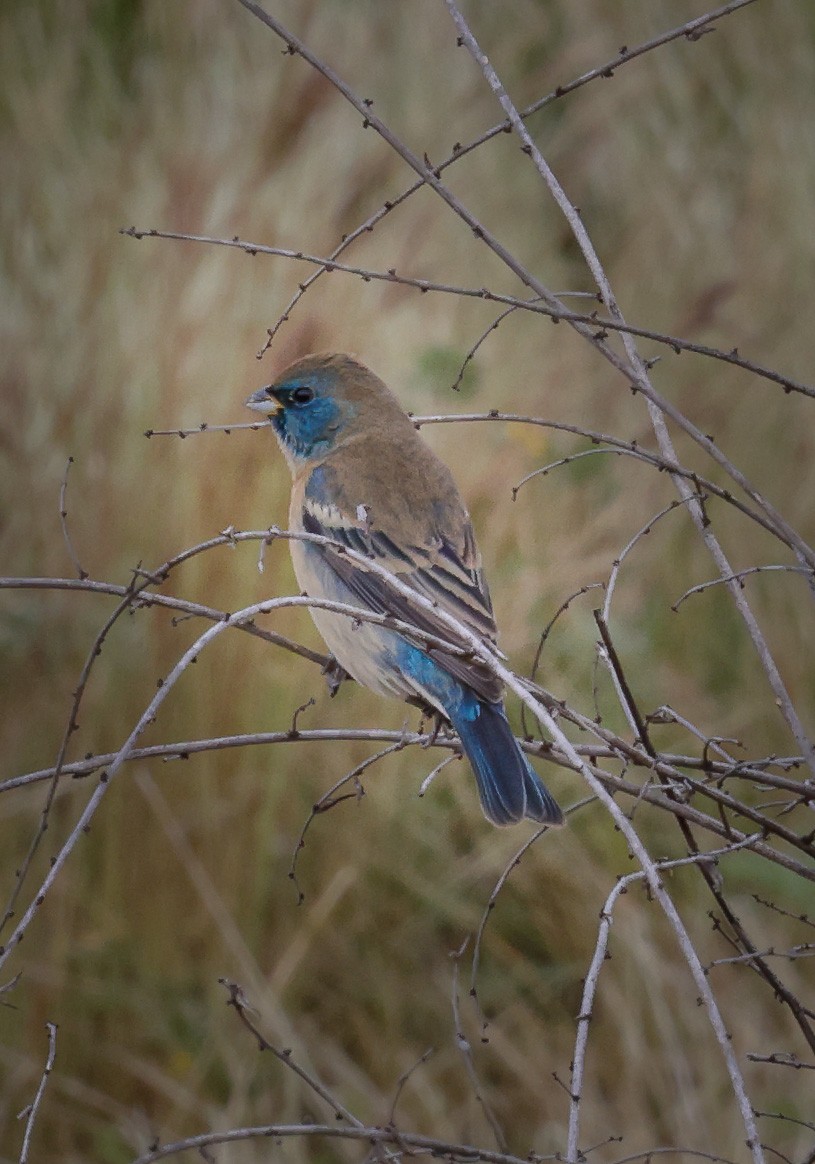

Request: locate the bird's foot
(421, 711), (447, 749)
(322, 656), (348, 698)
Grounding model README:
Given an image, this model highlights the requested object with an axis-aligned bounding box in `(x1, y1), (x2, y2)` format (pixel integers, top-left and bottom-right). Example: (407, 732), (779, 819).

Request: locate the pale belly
(290, 539), (435, 706)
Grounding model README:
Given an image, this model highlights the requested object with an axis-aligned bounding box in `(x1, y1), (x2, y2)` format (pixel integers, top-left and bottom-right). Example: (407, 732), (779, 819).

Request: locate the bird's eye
(290, 385), (315, 405)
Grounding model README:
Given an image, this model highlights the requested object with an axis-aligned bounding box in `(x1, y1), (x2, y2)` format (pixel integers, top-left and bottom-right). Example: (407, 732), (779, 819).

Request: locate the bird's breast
(288, 536), (413, 701)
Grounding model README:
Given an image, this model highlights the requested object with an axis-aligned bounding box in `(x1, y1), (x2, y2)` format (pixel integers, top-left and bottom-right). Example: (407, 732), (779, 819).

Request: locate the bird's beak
(245, 385), (283, 416)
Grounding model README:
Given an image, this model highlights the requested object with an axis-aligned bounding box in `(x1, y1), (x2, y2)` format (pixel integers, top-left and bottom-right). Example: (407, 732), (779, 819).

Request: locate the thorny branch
(141, 410), (812, 554)
(439, 0), (813, 785)
(121, 229), (815, 404)
(17, 1022), (58, 1164)
(9, 520), (796, 1154)
(142, 0), (815, 777)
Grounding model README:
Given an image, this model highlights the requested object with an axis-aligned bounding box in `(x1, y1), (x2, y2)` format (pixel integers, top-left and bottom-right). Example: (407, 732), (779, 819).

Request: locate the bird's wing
(299, 489), (503, 704)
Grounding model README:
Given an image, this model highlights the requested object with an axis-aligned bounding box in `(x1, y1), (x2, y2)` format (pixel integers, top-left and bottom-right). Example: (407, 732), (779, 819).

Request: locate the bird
(246, 352), (563, 827)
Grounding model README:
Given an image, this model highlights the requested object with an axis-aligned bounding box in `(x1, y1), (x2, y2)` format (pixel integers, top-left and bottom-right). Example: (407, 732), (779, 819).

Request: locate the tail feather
(450, 700), (563, 827)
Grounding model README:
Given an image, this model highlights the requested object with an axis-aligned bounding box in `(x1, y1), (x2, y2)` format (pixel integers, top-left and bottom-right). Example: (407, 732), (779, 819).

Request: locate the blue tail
(450, 700), (563, 827)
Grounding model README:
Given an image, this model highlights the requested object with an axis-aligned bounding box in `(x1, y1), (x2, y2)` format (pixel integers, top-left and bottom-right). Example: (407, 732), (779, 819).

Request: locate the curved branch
(442, 0), (813, 787)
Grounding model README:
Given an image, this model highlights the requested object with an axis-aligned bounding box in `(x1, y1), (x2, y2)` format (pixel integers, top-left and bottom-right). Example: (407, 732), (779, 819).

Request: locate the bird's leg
(322, 655), (349, 698)
(418, 708), (447, 749)
(406, 694), (448, 748)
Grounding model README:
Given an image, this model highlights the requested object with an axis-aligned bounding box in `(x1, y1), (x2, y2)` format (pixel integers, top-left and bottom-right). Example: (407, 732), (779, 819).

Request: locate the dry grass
(1, 2), (814, 1162)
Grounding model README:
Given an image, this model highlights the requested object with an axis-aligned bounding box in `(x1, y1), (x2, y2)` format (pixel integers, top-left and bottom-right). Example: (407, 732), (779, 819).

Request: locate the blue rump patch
(396, 639), (478, 721)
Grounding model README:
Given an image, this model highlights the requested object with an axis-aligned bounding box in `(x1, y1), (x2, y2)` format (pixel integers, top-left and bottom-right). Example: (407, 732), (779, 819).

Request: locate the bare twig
(387, 1046), (435, 1127)
(469, 825), (550, 1037)
(131, 1121), (550, 1164)
(0, 570), (330, 667)
(251, 0), (755, 360)
(4, 725), (812, 883)
(17, 1021), (58, 1164)
(708, 945), (814, 967)
(450, 940), (507, 1152)
(288, 742), (406, 903)
(594, 609), (656, 757)
(0, 576), (146, 938)
(219, 979), (363, 1125)
(138, 412), (797, 555)
(417, 752), (459, 798)
(58, 456), (87, 580)
(443, 0), (814, 785)
(234, 0), (780, 416)
(745, 1052), (815, 1070)
(0, 580), (491, 972)
(673, 565), (815, 611)
(340, 509), (766, 1158)
(611, 1150), (741, 1164)
(123, 225), (815, 404)
(568, 839), (762, 1163)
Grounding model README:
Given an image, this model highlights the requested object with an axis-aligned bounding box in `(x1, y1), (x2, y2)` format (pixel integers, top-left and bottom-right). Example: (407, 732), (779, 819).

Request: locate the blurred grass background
(2, 1), (814, 1161)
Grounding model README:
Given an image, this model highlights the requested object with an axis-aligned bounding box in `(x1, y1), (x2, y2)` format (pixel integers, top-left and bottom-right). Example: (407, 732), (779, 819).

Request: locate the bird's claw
(322, 656), (348, 698)
(421, 711), (446, 748)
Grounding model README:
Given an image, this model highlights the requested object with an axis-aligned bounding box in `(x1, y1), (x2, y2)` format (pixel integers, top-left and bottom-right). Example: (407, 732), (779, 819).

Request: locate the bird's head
(246, 352), (410, 466)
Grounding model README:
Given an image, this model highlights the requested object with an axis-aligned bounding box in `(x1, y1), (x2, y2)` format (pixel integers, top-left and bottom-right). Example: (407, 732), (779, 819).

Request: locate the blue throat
(273, 393), (346, 460)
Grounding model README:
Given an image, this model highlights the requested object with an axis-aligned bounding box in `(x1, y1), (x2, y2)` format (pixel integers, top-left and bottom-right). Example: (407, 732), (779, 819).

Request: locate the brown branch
(122, 226), (815, 403)
(18, 1021), (58, 1164)
(131, 1121), (547, 1164)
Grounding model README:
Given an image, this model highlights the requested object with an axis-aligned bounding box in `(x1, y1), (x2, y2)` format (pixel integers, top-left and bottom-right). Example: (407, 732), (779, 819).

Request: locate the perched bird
(246, 353), (563, 827)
